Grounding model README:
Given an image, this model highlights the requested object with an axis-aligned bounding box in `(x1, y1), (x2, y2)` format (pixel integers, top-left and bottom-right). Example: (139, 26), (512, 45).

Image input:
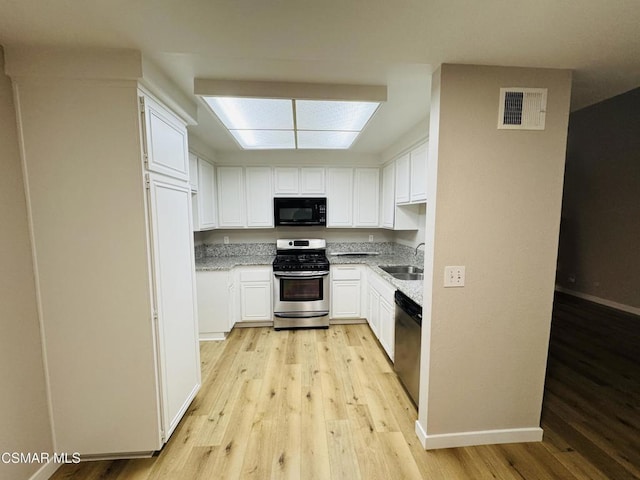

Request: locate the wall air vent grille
(498, 88), (547, 130)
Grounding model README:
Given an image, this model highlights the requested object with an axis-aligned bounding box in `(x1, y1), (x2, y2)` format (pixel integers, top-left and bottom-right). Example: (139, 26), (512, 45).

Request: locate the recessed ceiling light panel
(297, 130), (360, 149)
(229, 130), (295, 149)
(199, 83), (385, 149)
(296, 100), (380, 131)
(204, 97), (293, 130)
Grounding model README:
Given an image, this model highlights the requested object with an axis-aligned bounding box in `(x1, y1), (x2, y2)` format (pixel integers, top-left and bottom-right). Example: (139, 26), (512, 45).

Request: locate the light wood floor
(52, 294), (639, 479)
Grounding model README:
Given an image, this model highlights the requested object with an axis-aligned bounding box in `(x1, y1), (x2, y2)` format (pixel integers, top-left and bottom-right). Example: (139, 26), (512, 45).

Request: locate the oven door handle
(274, 311), (330, 319)
(273, 271), (330, 278)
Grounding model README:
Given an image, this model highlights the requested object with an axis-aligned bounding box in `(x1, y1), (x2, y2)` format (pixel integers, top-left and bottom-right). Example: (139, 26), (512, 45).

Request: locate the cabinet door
(217, 167), (245, 228)
(140, 95), (189, 181)
(300, 168), (325, 195)
(239, 283), (272, 321)
(273, 167), (299, 195)
(196, 271), (230, 339)
(146, 173), (201, 440)
(354, 168), (380, 227)
(245, 167), (274, 227)
(197, 159), (217, 230)
(367, 286), (380, 337)
(189, 153), (198, 192)
(395, 152), (410, 204)
(331, 281), (361, 318)
(410, 142), (428, 203)
(326, 168), (353, 227)
(381, 162), (395, 229)
(379, 297), (395, 361)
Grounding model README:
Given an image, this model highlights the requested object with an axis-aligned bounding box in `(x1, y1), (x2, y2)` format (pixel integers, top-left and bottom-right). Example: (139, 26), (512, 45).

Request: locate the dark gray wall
(557, 88), (640, 309)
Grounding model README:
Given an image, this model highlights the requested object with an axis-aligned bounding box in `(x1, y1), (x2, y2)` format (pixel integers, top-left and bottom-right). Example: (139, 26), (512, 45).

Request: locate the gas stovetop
(272, 239), (329, 272)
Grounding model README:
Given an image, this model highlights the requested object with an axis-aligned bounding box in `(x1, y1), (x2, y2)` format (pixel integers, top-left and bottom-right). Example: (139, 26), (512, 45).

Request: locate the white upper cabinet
(395, 152), (411, 204)
(327, 167), (380, 228)
(410, 142), (428, 203)
(188, 153), (198, 192)
(354, 168), (380, 227)
(326, 168), (353, 227)
(381, 162), (395, 229)
(196, 158), (216, 230)
(300, 167), (325, 195)
(245, 167), (274, 228)
(217, 166), (245, 228)
(395, 141), (428, 205)
(274, 167), (325, 196)
(140, 95), (189, 181)
(273, 167), (299, 195)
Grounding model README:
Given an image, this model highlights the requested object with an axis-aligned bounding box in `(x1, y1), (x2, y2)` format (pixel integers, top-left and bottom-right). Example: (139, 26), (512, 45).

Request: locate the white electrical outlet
(444, 266), (465, 287)
(369, 235), (374, 242)
(223, 236), (230, 244)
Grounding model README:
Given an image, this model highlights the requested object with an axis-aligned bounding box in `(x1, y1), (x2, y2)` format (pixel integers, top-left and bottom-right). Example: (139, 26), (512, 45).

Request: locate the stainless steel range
(272, 239), (330, 330)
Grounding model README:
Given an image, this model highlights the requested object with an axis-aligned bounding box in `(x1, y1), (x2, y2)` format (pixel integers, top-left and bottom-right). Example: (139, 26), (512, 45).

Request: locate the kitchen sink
(379, 265), (424, 280)
(389, 272), (424, 281)
(379, 265), (424, 274)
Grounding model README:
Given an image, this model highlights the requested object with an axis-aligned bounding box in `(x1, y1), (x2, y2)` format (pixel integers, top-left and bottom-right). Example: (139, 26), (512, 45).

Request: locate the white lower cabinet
(367, 285), (380, 337)
(379, 297), (395, 361)
(237, 267), (273, 322)
(331, 265), (365, 319)
(196, 270), (232, 340)
(366, 268), (396, 361)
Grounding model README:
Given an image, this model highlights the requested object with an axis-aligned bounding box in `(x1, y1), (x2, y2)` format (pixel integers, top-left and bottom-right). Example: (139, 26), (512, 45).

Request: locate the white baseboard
(415, 420), (427, 446)
(29, 459), (60, 480)
(555, 286), (640, 316)
(415, 420), (543, 450)
(199, 332), (227, 341)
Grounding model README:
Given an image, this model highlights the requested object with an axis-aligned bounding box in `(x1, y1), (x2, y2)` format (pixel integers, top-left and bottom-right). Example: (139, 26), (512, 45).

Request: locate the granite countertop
(195, 255), (275, 271)
(195, 246), (424, 306)
(329, 253), (423, 306)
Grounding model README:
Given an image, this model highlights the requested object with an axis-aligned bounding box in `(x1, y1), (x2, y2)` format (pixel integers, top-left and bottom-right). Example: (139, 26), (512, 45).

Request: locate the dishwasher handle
(394, 290), (422, 326)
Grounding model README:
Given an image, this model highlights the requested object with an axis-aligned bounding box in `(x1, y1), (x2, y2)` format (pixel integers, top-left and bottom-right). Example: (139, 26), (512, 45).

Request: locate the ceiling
(1, 1), (639, 154)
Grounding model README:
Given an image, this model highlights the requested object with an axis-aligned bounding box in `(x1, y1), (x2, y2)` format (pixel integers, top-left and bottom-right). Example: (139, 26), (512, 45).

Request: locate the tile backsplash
(195, 241), (425, 264)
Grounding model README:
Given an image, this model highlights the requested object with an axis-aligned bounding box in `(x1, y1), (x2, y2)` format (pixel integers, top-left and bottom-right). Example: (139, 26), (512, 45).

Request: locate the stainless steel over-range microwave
(274, 197), (327, 226)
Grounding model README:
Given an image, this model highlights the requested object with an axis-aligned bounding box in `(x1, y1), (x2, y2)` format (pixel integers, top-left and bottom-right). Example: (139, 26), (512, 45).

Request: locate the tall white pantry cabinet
(7, 51), (201, 457)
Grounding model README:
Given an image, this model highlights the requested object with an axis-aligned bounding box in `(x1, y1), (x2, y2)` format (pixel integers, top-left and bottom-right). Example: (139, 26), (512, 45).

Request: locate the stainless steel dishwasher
(394, 290), (422, 406)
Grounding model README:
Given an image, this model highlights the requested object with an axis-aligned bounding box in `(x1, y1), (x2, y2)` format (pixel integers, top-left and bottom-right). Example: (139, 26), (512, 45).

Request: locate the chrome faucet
(415, 242), (425, 255)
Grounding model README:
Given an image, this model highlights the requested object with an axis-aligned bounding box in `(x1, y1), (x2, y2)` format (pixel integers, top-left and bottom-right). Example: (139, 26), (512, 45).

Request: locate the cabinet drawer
(239, 268), (272, 282)
(332, 265), (361, 280)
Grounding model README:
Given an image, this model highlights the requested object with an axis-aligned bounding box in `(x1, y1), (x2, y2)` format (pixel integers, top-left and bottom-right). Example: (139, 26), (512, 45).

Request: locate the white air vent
(498, 88), (547, 130)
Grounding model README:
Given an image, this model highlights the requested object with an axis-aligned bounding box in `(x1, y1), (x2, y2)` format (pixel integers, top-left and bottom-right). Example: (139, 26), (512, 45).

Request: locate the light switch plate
(444, 266), (465, 287)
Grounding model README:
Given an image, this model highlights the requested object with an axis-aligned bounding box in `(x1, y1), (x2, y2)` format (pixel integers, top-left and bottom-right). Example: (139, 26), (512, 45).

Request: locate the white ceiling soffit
(194, 79), (387, 102)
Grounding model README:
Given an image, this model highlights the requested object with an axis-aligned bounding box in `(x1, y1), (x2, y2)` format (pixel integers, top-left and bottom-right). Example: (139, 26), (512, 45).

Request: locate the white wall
(0, 46), (53, 480)
(419, 64), (572, 448)
(6, 47), (163, 455)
